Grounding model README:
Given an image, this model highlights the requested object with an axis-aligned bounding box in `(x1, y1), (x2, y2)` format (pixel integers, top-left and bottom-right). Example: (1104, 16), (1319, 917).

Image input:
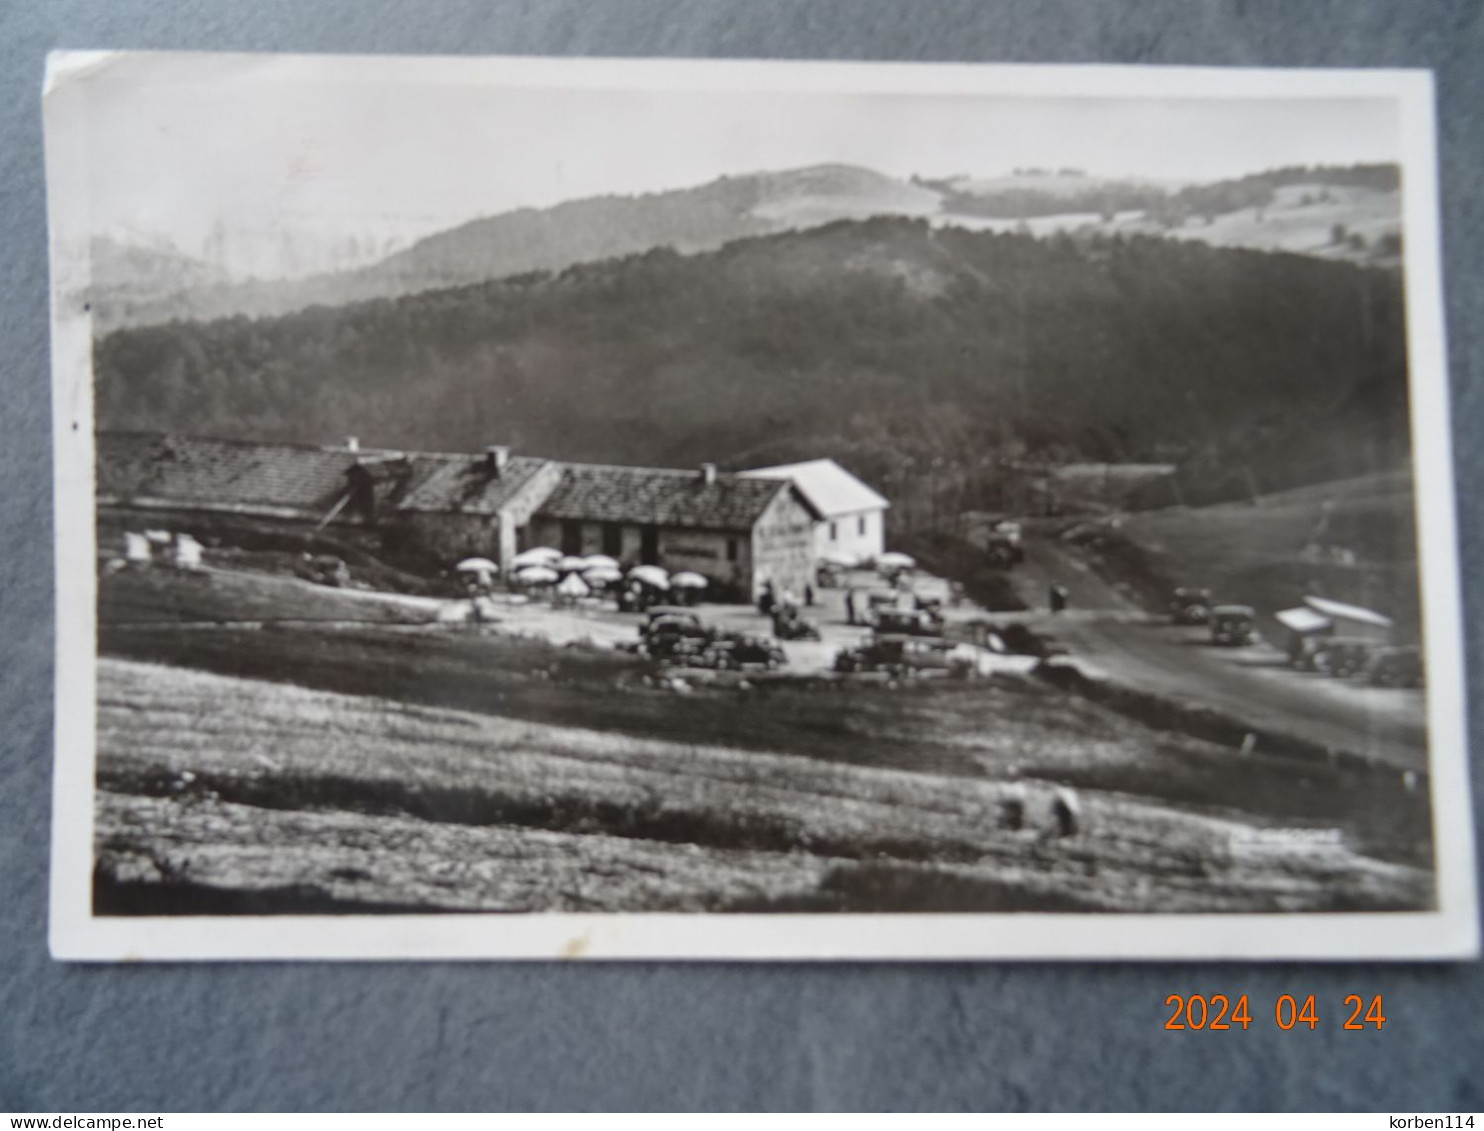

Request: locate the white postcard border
(44, 52), (1479, 962)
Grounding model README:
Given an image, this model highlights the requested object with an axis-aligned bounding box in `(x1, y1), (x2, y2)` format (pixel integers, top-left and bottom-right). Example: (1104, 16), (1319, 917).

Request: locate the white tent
(556, 573), (591, 597)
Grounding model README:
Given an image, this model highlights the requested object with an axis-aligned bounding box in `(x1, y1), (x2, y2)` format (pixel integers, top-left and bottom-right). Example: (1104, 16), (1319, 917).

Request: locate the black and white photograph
(44, 52), (1477, 960)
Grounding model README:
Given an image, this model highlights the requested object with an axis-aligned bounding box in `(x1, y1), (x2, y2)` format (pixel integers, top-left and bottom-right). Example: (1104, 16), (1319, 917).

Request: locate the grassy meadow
(93, 558), (1434, 914)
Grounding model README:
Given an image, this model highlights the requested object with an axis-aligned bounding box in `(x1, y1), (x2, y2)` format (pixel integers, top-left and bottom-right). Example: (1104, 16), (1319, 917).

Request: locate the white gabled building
(740, 458), (889, 567)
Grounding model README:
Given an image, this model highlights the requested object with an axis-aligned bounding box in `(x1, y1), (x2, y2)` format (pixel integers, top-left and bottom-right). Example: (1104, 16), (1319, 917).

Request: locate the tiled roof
(97, 432), (359, 515)
(538, 463), (797, 531)
(739, 458), (889, 517)
(96, 432), (552, 518)
(386, 454), (550, 514)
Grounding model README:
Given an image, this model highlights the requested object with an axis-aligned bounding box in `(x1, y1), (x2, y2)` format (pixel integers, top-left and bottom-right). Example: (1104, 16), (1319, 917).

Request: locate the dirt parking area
(433, 564), (1019, 677)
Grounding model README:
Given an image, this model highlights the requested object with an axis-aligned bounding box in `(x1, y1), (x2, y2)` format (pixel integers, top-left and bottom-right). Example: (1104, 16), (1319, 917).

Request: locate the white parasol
(514, 564), (559, 585)
(556, 555), (589, 574)
(877, 552), (916, 570)
(628, 564), (670, 589)
(455, 557), (498, 573)
(670, 571), (708, 589)
(583, 554), (620, 571)
(583, 565), (623, 585)
(511, 547), (562, 569)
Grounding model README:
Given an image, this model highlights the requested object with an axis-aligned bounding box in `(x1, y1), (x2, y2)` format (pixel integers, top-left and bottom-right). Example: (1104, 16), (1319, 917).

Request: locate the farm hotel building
(96, 432), (831, 602)
(740, 459), (889, 567)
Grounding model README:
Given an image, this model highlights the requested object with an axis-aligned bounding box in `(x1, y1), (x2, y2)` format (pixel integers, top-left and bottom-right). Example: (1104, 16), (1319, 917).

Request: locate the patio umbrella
(583, 554), (620, 571)
(454, 557), (498, 573)
(511, 547), (562, 569)
(583, 565), (623, 585)
(877, 552), (916, 571)
(556, 573), (591, 597)
(514, 564), (559, 585)
(628, 564), (670, 589)
(556, 555), (589, 574)
(670, 571), (708, 590)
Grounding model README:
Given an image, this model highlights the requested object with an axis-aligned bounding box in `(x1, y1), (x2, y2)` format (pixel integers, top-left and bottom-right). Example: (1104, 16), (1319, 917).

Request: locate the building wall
(812, 506), (885, 565)
(527, 515), (755, 600)
(657, 527), (750, 599)
(500, 462), (565, 567)
(751, 490), (815, 601)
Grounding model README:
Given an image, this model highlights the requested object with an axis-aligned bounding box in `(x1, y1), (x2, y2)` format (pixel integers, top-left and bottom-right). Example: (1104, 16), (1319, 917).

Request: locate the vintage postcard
(44, 51), (1477, 960)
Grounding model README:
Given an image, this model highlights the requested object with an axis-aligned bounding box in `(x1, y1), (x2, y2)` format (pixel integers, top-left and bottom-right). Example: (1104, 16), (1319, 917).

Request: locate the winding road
(1007, 535), (1430, 774)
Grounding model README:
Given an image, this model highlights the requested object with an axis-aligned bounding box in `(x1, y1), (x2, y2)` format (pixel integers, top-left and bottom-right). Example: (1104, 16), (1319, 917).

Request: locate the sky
(68, 53), (1404, 280)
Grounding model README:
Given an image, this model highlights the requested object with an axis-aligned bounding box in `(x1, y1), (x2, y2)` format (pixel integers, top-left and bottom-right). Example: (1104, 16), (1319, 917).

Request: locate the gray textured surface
(2, 0), (1481, 1112)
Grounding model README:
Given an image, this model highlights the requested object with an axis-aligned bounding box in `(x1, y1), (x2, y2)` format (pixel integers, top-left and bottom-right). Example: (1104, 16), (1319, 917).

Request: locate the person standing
(845, 587), (858, 626)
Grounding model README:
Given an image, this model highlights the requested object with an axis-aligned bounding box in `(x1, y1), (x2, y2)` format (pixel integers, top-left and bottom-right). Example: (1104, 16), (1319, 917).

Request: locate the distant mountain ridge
(89, 162), (1402, 331)
(95, 215), (1411, 515)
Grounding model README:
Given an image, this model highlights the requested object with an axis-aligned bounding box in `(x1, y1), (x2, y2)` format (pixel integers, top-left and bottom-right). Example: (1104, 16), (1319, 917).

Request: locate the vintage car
(640, 611), (714, 661)
(1209, 605), (1257, 646)
(867, 606), (944, 637)
(1365, 645), (1425, 689)
(703, 633), (787, 671)
(981, 621), (1069, 659)
(772, 607), (822, 641)
(1300, 635), (1377, 678)
(298, 553), (351, 588)
(984, 531), (1026, 569)
(834, 634), (967, 678)
(1170, 587), (1214, 625)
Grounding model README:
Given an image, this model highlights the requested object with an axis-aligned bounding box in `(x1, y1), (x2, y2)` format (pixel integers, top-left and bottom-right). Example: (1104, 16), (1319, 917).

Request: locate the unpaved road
(1011, 535), (1429, 773)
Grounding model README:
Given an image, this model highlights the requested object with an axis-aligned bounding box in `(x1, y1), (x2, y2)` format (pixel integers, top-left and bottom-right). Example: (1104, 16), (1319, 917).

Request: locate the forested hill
(94, 217), (1410, 505)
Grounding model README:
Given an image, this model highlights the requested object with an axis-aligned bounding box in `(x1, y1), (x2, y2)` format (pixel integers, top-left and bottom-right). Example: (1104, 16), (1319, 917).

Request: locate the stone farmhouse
(96, 432), (837, 602)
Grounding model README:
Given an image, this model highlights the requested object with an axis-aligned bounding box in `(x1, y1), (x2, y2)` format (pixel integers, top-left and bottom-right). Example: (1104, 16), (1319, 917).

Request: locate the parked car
(1292, 634), (1372, 677)
(703, 633), (787, 671)
(299, 553), (350, 588)
(1366, 645), (1425, 689)
(772, 607), (822, 641)
(834, 634), (966, 678)
(1170, 587), (1214, 625)
(640, 611), (714, 661)
(870, 607), (944, 637)
(1209, 605), (1257, 646)
(989, 622), (1069, 659)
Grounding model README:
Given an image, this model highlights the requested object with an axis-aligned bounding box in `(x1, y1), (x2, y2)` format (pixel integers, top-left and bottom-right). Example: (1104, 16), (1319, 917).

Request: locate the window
(602, 522), (623, 558)
(829, 522), (838, 541)
(858, 515), (867, 537)
(727, 538), (739, 562)
(561, 519), (583, 556)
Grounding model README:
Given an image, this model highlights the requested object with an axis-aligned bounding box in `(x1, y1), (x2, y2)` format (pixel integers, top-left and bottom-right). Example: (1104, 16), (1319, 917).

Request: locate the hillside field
(93, 562), (1434, 915)
(1069, 470), (1422, 638)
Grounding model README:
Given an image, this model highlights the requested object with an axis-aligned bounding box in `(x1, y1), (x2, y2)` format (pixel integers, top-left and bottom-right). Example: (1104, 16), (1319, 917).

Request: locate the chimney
(486, 445), (510, 476)
(700, 462), (717, 486)
(345, 436), (359, 453)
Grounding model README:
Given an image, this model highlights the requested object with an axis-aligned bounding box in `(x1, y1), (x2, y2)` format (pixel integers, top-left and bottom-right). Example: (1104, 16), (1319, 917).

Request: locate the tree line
(94, 215), (1411, 515)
